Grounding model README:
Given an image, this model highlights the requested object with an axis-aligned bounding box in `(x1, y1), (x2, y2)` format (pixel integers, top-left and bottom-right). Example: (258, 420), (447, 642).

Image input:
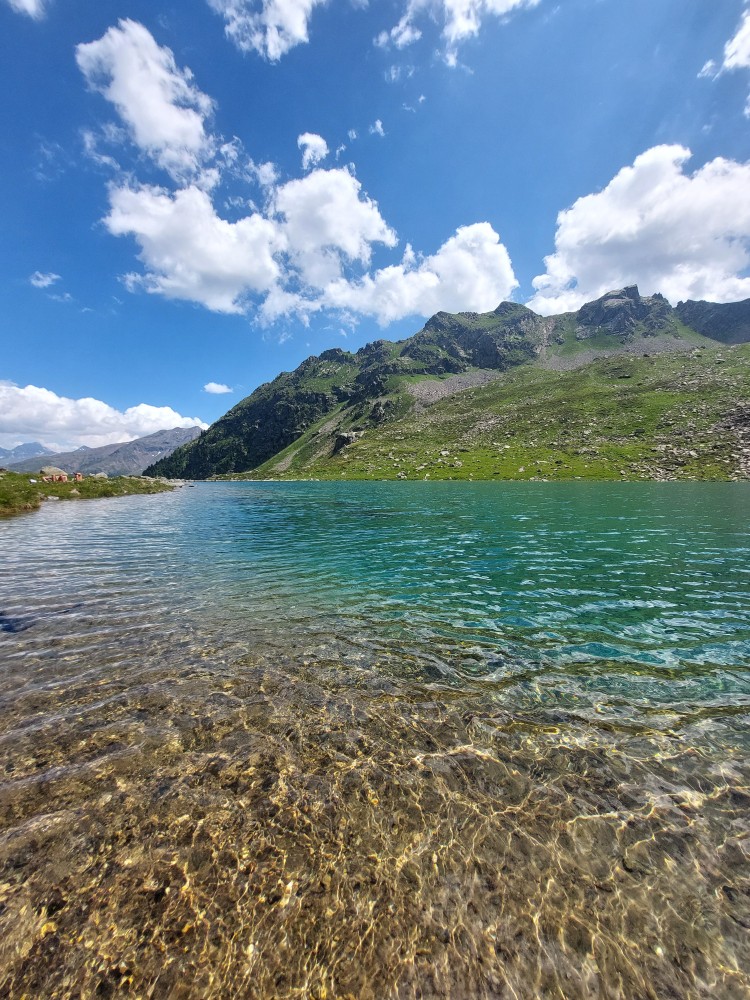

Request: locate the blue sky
(1, 0), (750, 448)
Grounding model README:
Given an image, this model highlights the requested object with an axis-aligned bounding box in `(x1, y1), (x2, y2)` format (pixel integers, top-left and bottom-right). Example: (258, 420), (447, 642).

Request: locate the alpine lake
(0, 482), (748, 999)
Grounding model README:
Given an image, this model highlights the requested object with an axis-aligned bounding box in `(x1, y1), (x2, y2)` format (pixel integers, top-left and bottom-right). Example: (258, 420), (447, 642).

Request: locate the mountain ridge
(9, 426), (203, 477)
(0, 442), (57, 463)
(144, 288), (750, 481)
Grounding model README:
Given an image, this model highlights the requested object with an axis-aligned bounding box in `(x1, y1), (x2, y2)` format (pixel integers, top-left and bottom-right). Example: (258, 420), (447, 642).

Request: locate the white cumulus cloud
(75, 27), (518, 328)
(103, 169), (400, 315)
(297, 132), (329, 170)
(274, 167), (397, 286)
(0, 382), (207, 451)
(103, 164), (518, 325)
(106, 169), (397, 313)
(203, 382), (233, 393)
(528, 145), (750, 315)
(207, 0), (328, 60)
(324, 222), (518, 324)
(106, 182), (285, 314)
(76, 20), (215, 183)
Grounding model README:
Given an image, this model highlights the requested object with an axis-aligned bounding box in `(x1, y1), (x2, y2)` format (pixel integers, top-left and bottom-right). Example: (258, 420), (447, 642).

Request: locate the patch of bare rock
(406, 370), (503, 406)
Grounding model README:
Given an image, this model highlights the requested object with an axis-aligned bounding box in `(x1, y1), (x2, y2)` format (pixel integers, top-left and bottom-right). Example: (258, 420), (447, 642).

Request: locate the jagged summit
(573, 286), (674, 339)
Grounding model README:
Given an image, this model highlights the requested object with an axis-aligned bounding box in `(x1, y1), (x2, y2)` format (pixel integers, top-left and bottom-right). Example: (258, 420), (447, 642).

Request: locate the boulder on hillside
(333, 431), (362, 454)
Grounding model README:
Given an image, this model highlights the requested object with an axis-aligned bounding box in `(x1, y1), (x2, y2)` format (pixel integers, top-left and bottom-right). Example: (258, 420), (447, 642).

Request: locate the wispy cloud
(34, 139), (72, 183)
(722, 6), (750, 115)
(29, 271), (61, 288)
(377, 0), (540, 64)
(5, 0), (49, 20)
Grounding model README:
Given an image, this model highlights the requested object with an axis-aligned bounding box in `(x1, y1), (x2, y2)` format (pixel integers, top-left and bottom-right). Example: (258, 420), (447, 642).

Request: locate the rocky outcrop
(403, 303), (539, 371)
(575, 287), (673, 339)
(332, 431), (363, 454)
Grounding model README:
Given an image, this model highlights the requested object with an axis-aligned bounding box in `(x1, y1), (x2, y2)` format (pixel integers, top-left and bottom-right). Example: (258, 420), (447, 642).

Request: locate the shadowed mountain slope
(675, 298), (750, 345)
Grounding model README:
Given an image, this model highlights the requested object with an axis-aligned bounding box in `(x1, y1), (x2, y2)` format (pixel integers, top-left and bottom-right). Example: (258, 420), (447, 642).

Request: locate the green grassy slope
(245, 344), (750, 482)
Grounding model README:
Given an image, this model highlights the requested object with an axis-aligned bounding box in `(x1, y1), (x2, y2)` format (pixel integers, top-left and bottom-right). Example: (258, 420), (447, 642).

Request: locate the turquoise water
(0, 483), (749, 998)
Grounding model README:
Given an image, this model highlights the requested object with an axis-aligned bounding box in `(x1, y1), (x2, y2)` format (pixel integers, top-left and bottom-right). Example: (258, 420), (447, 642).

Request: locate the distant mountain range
(144, 287), (750, 482)
(0, 442), (57, 463)
(9, 426), (203, 476)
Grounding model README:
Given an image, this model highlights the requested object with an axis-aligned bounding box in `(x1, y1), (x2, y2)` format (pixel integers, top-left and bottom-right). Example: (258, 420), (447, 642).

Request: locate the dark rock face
(319, 348), (354, 363)
(370, 400), (394, 423)
(675, 299), (750, 345)
(575, 287), (673, 339)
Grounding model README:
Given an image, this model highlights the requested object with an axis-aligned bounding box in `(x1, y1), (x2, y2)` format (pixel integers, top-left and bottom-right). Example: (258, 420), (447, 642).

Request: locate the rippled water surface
(0, 482), (748, 998)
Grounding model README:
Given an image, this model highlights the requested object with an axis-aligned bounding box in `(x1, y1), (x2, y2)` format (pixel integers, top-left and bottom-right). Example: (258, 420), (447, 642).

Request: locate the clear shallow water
(0, 482), (748, 998)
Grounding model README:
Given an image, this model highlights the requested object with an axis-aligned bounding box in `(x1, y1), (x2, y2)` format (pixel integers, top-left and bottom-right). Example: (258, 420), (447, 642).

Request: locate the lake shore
(0, 471), (177, 518)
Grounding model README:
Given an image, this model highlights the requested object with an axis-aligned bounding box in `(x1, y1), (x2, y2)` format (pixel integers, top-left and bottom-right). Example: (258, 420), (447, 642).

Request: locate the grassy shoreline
(0, 472), (175, 518)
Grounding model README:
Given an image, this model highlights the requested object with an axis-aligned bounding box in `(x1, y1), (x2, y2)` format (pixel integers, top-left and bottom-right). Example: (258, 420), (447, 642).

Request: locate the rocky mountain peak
(575, 285), (673, 339)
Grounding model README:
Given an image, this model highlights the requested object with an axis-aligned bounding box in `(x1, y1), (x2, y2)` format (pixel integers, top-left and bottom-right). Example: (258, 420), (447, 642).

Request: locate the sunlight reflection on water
(0, 483), (748, 998)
